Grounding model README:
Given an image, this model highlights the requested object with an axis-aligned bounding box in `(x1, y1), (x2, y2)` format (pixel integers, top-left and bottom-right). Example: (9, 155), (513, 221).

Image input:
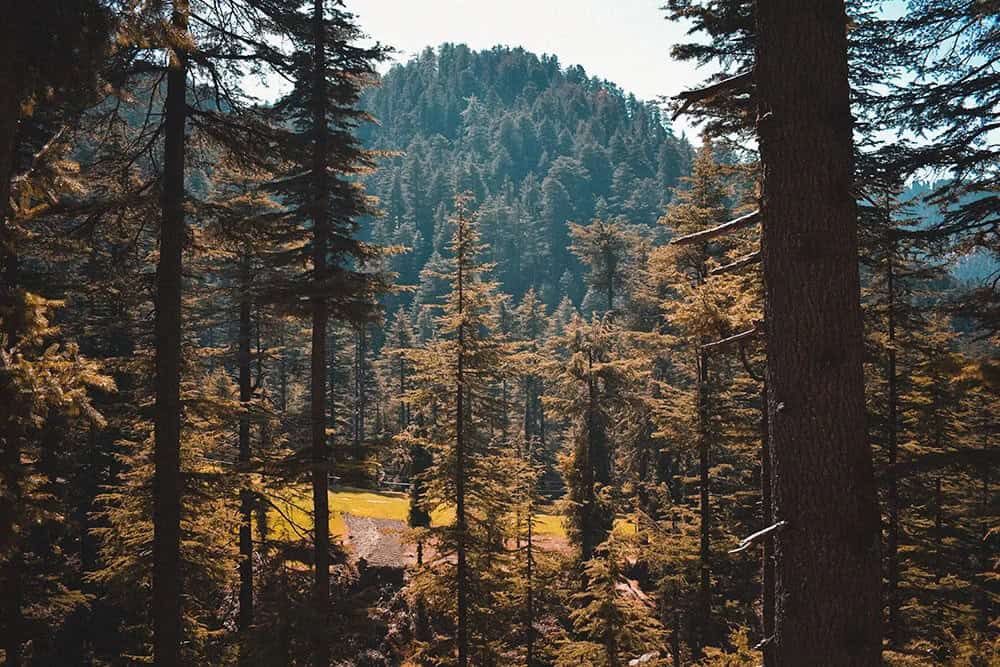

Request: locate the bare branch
(710, 250), (761, 276)
(671, 210), (761, 246)
(703, 322), (762, 352)
(729, 520), (789, 555)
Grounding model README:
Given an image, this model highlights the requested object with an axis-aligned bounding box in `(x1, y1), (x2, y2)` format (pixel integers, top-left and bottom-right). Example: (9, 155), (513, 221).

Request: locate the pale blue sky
(343, 0), (704, 136)
(341, 1), (908, 139)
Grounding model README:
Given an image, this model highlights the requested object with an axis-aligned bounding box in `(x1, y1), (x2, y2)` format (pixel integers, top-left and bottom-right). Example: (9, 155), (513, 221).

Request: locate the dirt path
(342, 514), (413, 568)
(341, 512), (571, 569)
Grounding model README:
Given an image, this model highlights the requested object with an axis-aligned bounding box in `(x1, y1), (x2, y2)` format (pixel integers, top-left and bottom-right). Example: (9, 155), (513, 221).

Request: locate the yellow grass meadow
(265, 486), (570, 543)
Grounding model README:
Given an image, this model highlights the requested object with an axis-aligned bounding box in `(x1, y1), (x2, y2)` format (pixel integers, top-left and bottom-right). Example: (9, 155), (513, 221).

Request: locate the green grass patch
(266, 486), (569, 541)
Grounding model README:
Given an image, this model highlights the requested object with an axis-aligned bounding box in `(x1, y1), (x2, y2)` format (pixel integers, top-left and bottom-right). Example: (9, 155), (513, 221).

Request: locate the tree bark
(309, 2), (331, 665)
(755, 2), (882, 664)
(153, 2), (189, 664)
(0, 60), (23, 667)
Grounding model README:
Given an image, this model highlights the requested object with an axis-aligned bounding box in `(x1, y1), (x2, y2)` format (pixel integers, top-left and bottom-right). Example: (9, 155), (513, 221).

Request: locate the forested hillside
(358, 45), (692, 306)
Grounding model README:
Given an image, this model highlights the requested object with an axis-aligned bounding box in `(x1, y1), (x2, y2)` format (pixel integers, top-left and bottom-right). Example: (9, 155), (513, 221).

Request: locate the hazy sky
(342, 0), (705, 136)
(334, 1), (910, 139)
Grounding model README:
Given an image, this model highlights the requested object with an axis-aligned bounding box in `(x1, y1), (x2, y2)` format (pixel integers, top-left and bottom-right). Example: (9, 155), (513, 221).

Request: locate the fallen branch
(710, 251), (761, 276)
(672, 71), (753, 120)
(729, 520), (789, 555)
(671, 210), (761, 246)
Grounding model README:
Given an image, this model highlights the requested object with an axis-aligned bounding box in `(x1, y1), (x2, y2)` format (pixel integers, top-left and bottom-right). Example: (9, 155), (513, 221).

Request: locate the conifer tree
(399, 194), (516, 665)
(556, 536), (663, 667)
(266, 3), (389, 663)
(545, 314), (623, 563)
(648, 139), (754, 653)
(569, 219), (639, 317)
(883, 1), (1000, 338)
(202, 167), (287, 659)
(755, 1), (882, 662)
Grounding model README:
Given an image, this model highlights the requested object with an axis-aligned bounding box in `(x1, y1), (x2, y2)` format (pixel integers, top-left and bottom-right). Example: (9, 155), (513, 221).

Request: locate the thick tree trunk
(755, 2), (882, 664)
(310, 2), (331, 666)
(0, 62), (24, 667)
(152, 3), (189, 664)
(238, 253), (254, 658)
(1, 438), (22, 667)
(671, 610), (682, 667)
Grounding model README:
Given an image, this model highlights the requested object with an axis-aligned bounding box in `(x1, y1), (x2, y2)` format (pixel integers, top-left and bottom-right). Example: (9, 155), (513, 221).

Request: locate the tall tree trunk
(696, 350), (711, 653)
(309, 1), (331, 665)
(933, 478), (943, 585)
(885, 226), (900, 647)
(0, 30), (24, 667)
(354, 326), (366, 462)
(328, 326), (338, 462)
(755, 2), (882, 664)
(978, 468), (991, 634)
(525, 438), (536, 667)
(455, 219), (468, 667)
(582, 351), (599, 562)
(238, 253), (254, 658)
(153, 3), (189, 664)
(398, 354), (407, 430)
(671, 611), (682, 667)
(761, 382), (774, 666)
(1, 434), (22, 667)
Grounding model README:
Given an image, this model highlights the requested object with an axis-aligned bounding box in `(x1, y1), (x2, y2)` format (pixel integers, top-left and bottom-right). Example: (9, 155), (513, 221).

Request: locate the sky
(342, 0), (705, 137)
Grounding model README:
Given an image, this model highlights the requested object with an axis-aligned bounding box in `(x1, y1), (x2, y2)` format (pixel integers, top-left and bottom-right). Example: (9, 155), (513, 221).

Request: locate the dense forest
(359, 44), (692, 308)
(0, 2), (997, 667)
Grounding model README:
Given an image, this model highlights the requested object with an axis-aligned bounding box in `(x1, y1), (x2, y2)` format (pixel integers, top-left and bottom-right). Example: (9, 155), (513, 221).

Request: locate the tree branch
(672, 71), (753, 120)
(671, 210), (761, 246)
(729, 520), (789, 554)
(876, 448), (1000, 482)
(702, 322), (762, 352)
(710, 250), (761, 276)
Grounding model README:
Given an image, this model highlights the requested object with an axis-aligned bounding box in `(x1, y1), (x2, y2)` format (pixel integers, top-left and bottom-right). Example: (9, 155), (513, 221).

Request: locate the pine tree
(399, 194), (516, 665)
(755, 1), (882, 662)
(0, 7), (112, 663)
(569, 218), (639, 317)
(882, 1), (1000, 339)
(266, 3), (390, 664)
(0, 295), (113, 665)
(90, 363), (242, 664)
(202, 166), (287, 660)
(545, 314), (624, 563)
(647, 139), (759, 654)
(556, 536), (663, 667)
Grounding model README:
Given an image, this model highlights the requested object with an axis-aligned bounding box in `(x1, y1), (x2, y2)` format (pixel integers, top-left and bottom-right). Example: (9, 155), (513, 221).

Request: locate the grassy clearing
(266, 486), (570, 542)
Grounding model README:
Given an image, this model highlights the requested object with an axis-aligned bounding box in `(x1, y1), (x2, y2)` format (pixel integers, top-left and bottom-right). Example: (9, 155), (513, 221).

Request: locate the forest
(0, 1), (997, 666)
